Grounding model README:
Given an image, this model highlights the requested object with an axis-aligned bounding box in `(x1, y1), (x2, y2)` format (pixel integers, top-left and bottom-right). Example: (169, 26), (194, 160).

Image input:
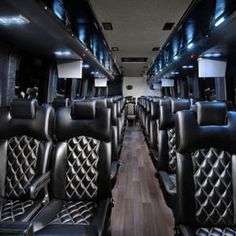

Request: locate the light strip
(0, 15), (30, 25)
(215, 17), (225, 27)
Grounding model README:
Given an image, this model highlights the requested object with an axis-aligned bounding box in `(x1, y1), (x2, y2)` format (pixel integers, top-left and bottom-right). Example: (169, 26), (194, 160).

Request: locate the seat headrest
(176, 102), (234, 154)
(171, 99), (190, 113)
(0, 104), (54, 141)
(95, 99), (107, 109)
(150, 101), (159, 120)
(196, 102), (227, 126)
(71, 101), (96, 120)
(56, 104), (111, 142)
(10, 99), (38, 119)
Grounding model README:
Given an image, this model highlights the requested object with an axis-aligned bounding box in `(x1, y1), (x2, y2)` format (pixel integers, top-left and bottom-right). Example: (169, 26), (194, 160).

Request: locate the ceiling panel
(90, 0), (193, 77)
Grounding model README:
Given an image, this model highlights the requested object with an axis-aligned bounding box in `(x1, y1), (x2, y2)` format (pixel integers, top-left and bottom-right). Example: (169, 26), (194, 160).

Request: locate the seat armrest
(0, 222), (34, 236)
(28, 171), (51, 199)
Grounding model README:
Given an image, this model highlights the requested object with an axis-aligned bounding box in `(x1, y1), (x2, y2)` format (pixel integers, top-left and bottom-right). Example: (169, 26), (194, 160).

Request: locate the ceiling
(90, 0), (193, 77)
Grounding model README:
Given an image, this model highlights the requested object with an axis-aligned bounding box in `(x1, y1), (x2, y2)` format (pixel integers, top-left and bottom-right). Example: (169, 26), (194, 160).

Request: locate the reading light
(0, 15), (30, 25)
(54, 51), (71, 56)
(171, 71), (179, 75)
(82, 64), (90, 68)
(203, 53), (222, 58)
(174, 56), (179, 60)
(187, 42), (194, 49)
(215, 17), (225, 27)
(182, 65), (194, 69)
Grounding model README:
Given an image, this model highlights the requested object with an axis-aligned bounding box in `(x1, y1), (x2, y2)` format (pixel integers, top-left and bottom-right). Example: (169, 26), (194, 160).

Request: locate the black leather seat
(158, 98), (190, 209)
(52, 97), (69, 111)
(89, 97), (119, 189)
(125, 101), (136, 125)
(0, 99), (54, 234)
(149, 99), (160, 167)
(34, 100), (112, 236)
(175, 102), (236, 235)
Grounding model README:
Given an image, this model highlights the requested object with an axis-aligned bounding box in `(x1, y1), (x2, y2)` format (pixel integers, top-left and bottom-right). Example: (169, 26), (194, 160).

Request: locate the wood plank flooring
(111, 124), (175, 236)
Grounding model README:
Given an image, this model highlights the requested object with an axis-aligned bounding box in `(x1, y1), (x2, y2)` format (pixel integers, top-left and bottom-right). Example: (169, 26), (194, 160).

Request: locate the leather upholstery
(192, 148), (233, 225)
(66, 136), (100, 200)
(10, 99), (38, 119)
(55, 102), (110, 142)
(0, 103), (54, 141)
(175, 102), (236, 235)
(51, 201), (97, 225)
(6, 136), (39, 198)
(0, 200), (34, 221)
(0, 99), (53, 231)
(158, 99), (190, 210)
(34, 101), (112, 235)
(179, 225), (236, 236)
(52, 98), (69, 111)
(71, 101), (96, 120)
(167, 128), (176, 172)
(196, 102), (227, 126)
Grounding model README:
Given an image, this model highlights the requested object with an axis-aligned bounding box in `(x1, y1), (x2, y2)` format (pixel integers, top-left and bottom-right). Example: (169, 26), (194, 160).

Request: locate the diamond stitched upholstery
(0, 200), (34, 222)
(6, 136), (39, 198)
(127, 103), (135, 115)
(192, 148), (233, 226)
(51, 201), (97, 225)
(168, 128), (176, 172)
(66, 136), (100, 200)
(196, 227), (236, 236)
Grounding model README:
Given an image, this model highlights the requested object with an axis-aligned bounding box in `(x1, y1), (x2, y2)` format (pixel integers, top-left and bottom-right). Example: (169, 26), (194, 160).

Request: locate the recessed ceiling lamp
(112, 47), (119, 52)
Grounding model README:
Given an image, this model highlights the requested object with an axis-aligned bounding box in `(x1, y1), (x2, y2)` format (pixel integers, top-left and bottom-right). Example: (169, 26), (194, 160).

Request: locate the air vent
(162, 22), (175, 31)
(121, 57), (148, 63)
(102, 22), (113, 30)
(112, 47), (119, 51)
(152, 47), (160, 51)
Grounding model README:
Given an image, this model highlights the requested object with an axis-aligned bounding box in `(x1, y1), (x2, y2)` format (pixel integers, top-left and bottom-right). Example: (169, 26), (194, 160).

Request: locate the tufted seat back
(158, 98), (190, 173)
(51, 100), (111, 201)
(0, 99), (54, 201)
(175, 102), (236, 228)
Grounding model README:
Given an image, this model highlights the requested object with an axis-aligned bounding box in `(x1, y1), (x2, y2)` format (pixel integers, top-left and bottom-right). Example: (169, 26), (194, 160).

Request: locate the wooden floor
(111, 124), (175, 236)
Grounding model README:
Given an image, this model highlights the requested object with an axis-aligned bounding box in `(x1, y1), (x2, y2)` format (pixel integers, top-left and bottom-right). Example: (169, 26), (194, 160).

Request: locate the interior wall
(123, 76), (161, 98)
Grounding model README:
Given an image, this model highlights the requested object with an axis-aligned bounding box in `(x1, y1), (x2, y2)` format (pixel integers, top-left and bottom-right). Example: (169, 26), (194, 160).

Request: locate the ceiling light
(215, 17), (225, 27)
(82, 64), (90, 68)
(112, 47), (119, 51)
(152, 47), (160, 51)
(54, 50), (71, 56)
(182, 65), (194, 69)
(203, 53), (222, 58)
(102, 22), (113, 30)
(162, 22), (175, 31)
(171, 71), (179, 75)
(0, 15), (30, 25)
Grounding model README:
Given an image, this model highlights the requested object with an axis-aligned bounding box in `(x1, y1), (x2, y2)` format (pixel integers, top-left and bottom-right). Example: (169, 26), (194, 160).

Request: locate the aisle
(111, 124), (175, 236)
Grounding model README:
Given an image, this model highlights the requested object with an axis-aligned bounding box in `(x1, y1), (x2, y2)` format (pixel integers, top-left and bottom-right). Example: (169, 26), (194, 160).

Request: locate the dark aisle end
(111, 124), (175, 236)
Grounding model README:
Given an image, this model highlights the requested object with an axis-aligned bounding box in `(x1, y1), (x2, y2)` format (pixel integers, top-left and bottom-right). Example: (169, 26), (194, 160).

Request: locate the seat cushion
(179, 225), (236, 236)
(0, 198), (41, 222)
(34, 199), (110, 236)
(158, 171), (176, 209)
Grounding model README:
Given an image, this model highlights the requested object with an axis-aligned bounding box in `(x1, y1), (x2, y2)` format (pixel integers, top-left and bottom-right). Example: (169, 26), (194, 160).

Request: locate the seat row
(0, 97), (126, 236)
(138, 96), (236, 235)
(51, 96), (127, 189)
